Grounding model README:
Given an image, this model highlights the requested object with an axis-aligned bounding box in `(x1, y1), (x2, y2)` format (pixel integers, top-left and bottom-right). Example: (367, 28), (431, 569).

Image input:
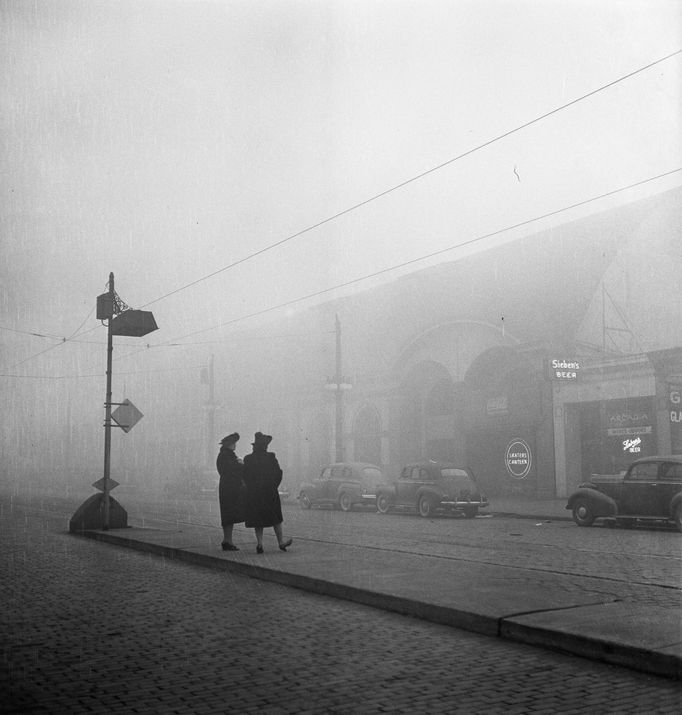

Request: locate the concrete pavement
(73, 508), (682, 681)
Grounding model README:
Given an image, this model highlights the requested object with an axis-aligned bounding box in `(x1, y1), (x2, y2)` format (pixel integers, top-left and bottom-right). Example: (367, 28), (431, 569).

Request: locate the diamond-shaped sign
(92, 477), (119, 491)
(111, 398), (143, 433)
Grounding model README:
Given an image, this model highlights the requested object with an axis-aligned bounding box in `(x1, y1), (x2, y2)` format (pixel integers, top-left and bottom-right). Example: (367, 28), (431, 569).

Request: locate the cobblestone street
(2, 496), (680, 714)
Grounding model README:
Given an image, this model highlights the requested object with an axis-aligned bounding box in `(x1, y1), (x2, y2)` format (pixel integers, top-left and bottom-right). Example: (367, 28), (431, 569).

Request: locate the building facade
(222, 186), (682, 500)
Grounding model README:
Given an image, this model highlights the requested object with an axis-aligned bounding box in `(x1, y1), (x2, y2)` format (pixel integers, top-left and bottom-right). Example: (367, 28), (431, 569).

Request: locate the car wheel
(463, 505), (478, 519)
(418, 496), (435, 518)
(674, 502), (682, 532)
(376, 494), (391, 514)
(339, 493), (353, 512)
(572, 498), (596, 527)
(299, 492), (312, 509)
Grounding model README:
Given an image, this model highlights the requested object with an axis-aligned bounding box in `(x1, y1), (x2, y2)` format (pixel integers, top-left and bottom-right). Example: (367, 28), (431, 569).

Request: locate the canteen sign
(505, 439), (532, 479)
(547, 358), (580, 380)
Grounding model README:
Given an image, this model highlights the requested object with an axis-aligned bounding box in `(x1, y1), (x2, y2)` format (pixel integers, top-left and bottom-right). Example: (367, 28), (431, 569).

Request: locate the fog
(1, 1), (681, 499)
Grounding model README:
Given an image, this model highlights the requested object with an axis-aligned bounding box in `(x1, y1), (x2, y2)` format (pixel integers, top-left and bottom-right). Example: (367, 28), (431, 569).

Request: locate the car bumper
(440, 500), (489, 508)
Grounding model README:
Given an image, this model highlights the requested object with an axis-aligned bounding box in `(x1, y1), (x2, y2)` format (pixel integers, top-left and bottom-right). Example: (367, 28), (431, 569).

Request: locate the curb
(73, 529), (681, 681)
(491, 511), (573, 522)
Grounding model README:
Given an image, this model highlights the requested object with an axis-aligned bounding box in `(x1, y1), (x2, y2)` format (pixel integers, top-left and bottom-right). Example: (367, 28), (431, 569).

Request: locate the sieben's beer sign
(547, 358), (580, 380)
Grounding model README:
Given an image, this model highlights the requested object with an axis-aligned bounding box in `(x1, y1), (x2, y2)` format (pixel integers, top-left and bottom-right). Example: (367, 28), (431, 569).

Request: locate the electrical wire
(136, 49), (682, 311)
(8, 50), (681, 369)
(118, 166), (682, 358)
(9, 307), (105, 369)
(4, 167), (681, 379)
(0, 325), (64, 340)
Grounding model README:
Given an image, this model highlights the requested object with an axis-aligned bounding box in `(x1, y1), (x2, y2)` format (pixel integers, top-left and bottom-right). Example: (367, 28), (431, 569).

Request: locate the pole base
(69, 493), (128, 533)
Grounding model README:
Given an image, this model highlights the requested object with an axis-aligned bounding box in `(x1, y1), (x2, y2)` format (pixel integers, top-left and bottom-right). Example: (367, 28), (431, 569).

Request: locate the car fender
(416, 486), (441, 503)
(566, 487), (617, 517)
(334, 481), (362, 499)
(669, 490), (682, 517)
(375, 484), (396, 499)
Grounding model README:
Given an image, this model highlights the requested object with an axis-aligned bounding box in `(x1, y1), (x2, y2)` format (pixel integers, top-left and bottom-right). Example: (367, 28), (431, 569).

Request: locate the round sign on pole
(505, 439), (532, 479)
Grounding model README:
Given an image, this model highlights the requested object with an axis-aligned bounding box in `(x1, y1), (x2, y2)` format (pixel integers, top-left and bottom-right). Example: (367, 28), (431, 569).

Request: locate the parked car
(298, 462), (384, 511)
(566, 455), (682, 531)
(375, 461), (489, 518)
(278, 486), (291, 502)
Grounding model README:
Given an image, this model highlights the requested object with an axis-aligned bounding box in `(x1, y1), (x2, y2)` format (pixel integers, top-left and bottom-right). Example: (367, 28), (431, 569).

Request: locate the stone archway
(353, 404), (381, 465)
(424, 378), (464, 462)
(463, 345), (544, 495)
(395, 360), (465, 464)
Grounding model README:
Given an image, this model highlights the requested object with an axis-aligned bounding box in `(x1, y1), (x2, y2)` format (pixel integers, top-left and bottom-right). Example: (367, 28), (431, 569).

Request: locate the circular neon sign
(505, 439), (532, 479)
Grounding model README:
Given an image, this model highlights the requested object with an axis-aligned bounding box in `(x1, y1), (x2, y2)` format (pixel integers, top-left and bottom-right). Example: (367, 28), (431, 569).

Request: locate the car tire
(418, 496), (435, 518)
(572, 498), (596, 527)
(339, 493), (353, 512)
(674, 502), (682, 532)
(299, 492), (312, 509)
(463, 505), (478, 519)
(376, 494), (391, 514)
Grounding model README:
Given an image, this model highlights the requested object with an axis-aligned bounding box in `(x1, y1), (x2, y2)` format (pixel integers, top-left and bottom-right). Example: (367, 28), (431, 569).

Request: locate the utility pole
(102, 272), (115, 529)
(70, 273), (157, 533)
(325, 314), (351, 462)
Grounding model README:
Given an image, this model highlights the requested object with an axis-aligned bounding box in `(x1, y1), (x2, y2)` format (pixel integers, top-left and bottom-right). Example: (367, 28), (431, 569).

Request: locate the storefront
(552, 349), (682, 497)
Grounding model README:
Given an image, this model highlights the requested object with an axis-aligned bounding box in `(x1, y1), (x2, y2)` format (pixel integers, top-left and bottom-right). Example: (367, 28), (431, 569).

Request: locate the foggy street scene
(1, 0), (681, 713)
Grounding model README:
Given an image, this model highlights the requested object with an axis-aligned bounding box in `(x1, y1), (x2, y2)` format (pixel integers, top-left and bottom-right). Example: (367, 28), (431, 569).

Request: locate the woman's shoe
(221, 543), (239, 551)
(256, 545), (264, 554)
(278, 538), (293, 552)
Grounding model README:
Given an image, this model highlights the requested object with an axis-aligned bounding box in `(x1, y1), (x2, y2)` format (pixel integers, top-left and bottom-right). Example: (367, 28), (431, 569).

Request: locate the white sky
(1, 0), (681, 379)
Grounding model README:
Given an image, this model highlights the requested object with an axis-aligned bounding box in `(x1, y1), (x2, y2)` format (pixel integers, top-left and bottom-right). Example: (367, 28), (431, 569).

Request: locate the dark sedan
(566, 455), (682, 530)
(375, 461), (489, 518)
(298, 462), (384, 511)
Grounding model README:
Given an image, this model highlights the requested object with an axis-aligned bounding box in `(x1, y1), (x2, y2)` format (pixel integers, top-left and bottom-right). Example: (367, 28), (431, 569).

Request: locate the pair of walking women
(217, 431), (292, 554)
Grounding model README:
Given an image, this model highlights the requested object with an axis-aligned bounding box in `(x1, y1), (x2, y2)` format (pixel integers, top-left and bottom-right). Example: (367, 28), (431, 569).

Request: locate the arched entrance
(396, 360), (465, 465)
(463, 346), (544, 495)
(353, 405), (381, 465)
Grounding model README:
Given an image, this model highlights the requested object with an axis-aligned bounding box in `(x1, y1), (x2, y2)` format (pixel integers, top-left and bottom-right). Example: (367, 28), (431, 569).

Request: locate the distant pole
(102, 272), (114, 530)
(335, 314), (343, 462)
(207, 354), (215, 467)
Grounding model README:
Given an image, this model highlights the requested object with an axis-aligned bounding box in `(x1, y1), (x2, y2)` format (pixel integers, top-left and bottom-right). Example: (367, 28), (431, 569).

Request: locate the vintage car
(298, 462), (384, 511)
(566, 455), (682, 530)
(375, 461), (489, 518)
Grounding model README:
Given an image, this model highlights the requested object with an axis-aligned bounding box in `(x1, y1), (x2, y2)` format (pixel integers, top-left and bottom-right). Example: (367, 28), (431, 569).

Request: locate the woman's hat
(220, 432), (240, 445)
(252, 431), (272, 447)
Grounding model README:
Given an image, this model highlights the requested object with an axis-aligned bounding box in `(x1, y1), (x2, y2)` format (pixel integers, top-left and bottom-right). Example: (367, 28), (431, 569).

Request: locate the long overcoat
(243, 449), (283, 528)
(217, 446), (245, 526)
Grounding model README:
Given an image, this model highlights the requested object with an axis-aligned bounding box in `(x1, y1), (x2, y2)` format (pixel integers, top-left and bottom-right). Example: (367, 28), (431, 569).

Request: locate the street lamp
(69, 272), (158, 532)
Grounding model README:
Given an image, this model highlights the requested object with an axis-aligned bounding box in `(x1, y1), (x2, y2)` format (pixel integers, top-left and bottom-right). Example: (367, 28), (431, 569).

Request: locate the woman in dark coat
(243, 432), (292, 554)
(217, 432), (245, 551)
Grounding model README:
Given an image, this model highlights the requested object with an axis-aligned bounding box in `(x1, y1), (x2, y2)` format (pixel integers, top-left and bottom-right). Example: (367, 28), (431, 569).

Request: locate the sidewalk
(487, 495), (572, 521)
(74, 516), (682, 682)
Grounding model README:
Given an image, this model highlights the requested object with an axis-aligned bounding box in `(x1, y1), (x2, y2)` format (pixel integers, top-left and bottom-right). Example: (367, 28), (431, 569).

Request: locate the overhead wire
(4, 167), (681, 378)
(6, 49), (681, 371)
(113, 166), (682, 362)
(136, 48), (682, 311)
